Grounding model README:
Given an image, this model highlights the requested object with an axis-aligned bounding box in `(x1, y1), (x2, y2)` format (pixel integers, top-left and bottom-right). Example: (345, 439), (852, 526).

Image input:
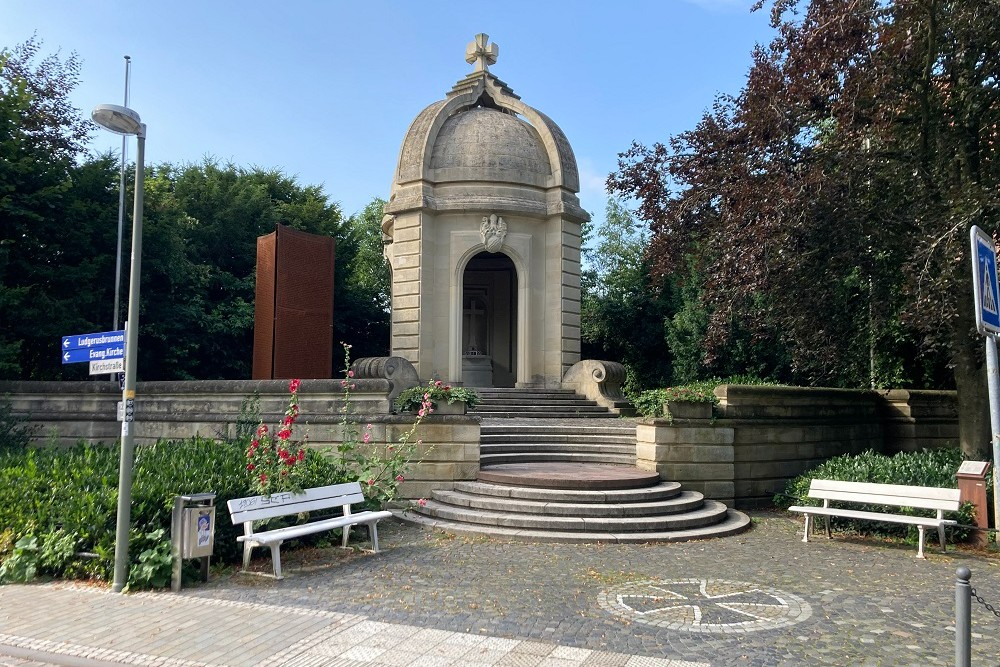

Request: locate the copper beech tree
(609, 0), (1000, 455)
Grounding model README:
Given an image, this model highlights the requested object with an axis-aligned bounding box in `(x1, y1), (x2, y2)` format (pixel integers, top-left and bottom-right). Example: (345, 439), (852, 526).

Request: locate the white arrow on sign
(63, 351), (70, 362)
(63, 339), (70, 348)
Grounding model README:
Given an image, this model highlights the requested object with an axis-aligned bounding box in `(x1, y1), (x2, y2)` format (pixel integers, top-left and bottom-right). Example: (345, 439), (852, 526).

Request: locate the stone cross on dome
(465, 33), (499, 73)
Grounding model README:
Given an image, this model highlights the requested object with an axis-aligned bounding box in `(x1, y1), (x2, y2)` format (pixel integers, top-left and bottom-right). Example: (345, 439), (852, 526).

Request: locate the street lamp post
(91, 103), (145, 593)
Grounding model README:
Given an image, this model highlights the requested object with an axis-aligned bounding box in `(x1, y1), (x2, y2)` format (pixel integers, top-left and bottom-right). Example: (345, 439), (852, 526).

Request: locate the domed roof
(429, 107), (551, 186)
(384, 40), (588, 224)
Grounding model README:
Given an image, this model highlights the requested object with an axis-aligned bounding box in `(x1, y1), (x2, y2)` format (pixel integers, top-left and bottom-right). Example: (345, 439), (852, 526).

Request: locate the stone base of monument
(462, 355), (493, 387)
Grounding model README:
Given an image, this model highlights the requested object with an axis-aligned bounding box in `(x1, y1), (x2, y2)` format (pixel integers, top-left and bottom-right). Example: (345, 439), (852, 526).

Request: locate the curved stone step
(480, 452), (636, 466)
(415, 498), (731, 532)
(395, 508), (752, 544)
(478, 463), (659, 490)
(452, 480), (683, 503)
(430, 488), (707, 518)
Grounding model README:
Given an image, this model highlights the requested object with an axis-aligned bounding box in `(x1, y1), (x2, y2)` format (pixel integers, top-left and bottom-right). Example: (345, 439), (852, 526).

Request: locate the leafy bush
(633, 382), (720, 417)
(395, 380), (482, 412)
(776, 448), (978, 542)
(0, 437), (349, 586)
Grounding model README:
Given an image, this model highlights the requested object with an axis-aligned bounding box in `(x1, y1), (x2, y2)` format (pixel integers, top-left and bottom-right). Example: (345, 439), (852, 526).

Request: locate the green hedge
(776, 448), (980, 543)
(0, 438), (350, 585)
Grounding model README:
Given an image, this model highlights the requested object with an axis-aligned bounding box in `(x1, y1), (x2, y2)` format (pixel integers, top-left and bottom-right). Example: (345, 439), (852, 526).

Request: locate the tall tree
(0, 37), (119, 380)
(610, 0), (996, 453)
(341, 197), (390, 359)
(581, 198), (673, 392)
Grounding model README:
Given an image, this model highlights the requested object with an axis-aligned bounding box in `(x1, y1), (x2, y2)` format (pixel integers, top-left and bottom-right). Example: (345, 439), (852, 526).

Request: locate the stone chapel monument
(383, 34), (589, 388)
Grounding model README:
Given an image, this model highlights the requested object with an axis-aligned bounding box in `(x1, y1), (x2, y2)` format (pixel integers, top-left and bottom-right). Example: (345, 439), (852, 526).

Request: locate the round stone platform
(477, 462), (661, 490)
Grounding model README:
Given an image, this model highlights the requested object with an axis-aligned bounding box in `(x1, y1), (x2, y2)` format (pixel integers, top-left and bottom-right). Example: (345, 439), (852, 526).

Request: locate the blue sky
(3, 1), (776, 223)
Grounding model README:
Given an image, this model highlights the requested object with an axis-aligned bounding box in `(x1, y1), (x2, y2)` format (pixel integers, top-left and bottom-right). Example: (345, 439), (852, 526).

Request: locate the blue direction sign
(971, 226), (1000, 335)
(60, 329), (125, 364)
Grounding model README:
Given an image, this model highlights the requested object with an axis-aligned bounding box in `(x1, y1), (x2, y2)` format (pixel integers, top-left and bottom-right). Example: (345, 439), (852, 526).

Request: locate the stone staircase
(470, 388), (612, 419)
(402, 388), (751, 543)
(479, 420), (636, 466)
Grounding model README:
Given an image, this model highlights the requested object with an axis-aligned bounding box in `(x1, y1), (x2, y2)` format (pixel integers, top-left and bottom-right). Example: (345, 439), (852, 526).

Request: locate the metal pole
(986, 334), (1000, 540)
(112, 130), (144, 593)
(956, 566), (971, 667)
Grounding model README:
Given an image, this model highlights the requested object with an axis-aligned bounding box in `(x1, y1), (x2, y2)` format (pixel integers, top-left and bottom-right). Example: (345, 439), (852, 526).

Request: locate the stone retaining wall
(0, 380), (479, 500)
(637, 385), (958, 508)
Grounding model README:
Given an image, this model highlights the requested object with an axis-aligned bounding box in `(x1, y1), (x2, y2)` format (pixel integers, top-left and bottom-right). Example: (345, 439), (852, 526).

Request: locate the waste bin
(170, 492), (216, 592)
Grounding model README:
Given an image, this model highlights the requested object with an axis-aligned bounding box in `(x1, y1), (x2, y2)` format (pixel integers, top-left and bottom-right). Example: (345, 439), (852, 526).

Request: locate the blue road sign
(62, 345), (125, 364)
(60, 329), (125, 364)
(971, 226), (1000, 335)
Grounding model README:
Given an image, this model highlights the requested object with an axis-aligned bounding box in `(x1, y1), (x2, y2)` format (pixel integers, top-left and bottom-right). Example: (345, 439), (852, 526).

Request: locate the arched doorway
(462, 252), (517, 387)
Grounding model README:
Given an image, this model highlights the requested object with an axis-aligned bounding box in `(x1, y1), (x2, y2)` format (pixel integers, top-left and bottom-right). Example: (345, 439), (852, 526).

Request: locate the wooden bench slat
(238, 510), (392, 545)
(788, 505), (958, 527)
(807, 489), (960, 512)
(810, 479), (960, 503)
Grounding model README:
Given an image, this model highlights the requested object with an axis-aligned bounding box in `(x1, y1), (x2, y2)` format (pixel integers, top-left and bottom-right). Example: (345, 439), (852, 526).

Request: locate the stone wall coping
(715, 384), (882, 403)
(0, 378), (392, 395)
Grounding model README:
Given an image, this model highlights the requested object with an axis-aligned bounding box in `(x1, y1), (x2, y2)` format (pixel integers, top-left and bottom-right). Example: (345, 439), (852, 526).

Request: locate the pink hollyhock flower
(348, 370), (355, 378)
(278, 429), (292, 440)
(246, 463), (255, 471)
(282, 415), (293, 426)
(362, 432), (371, 444)
(418, 498), (427, 507)
(435, 380), (442, 387)
(367, 478), (375, 486)
(417, 409), (425, 417)
(260, 473), (268, 483)
(257, 425), (268, 435)
(289, 378), (301, 393)
(395, 475), (404, 482)
(298, 449), (306, 461)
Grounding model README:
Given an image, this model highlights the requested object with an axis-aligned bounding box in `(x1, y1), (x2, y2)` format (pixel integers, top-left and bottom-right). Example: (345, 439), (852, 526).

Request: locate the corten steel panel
(252, 232), (277, 380)
(252, 225), (335, 379)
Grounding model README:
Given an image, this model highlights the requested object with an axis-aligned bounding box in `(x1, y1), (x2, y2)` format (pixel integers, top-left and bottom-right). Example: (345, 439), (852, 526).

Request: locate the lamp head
(91, 104), (145, 137)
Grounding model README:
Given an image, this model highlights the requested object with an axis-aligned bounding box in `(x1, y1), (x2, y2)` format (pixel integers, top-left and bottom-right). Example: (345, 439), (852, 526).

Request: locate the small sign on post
(970, 225), (1000, 545)
(971, 226), (1000, 335)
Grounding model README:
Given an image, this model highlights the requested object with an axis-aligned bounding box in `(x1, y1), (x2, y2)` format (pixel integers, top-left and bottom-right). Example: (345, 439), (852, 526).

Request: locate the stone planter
(664, 400), (713, 420)
(429, 400), (467, 416)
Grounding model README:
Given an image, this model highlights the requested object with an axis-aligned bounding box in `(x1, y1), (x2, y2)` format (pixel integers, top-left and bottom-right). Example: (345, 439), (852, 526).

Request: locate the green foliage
(395, 381), (482, 413)
(0, 396), (36, 451)
(632, 382), (721, 417)
(335, 344), (434, 508)
(0, 437), (351, 585)
(581, 198), (674, 390)
(0, 535), (38, 583)
(343, 198), (391, 358)
(124, 529), (172, 591)
(776, 448), (978, 542)
(245, 379), (310, 496)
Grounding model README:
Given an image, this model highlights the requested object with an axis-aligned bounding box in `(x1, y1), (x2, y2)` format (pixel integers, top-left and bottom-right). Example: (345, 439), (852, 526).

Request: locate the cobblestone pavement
(3, 511), (1000, 666)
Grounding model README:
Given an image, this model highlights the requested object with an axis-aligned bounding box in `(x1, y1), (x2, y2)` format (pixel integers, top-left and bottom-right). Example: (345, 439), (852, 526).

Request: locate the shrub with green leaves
(0, 437), (349, 587)
(632, 382), (720, 417)
(776, 448), (979, 542)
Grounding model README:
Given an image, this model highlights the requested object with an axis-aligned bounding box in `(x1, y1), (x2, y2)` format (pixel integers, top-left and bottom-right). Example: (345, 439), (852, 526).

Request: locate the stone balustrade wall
(0, 380), (479, 500)
(637, 385), (958, 509)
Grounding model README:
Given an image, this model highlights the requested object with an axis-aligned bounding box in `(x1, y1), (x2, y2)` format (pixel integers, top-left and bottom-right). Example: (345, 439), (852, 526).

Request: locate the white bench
(227, 482), (392, 578)
(788, 479), (961, 558)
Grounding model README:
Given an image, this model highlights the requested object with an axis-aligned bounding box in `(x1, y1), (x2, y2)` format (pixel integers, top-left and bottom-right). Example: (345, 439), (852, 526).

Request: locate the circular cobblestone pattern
(599, 578), (812, 634)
